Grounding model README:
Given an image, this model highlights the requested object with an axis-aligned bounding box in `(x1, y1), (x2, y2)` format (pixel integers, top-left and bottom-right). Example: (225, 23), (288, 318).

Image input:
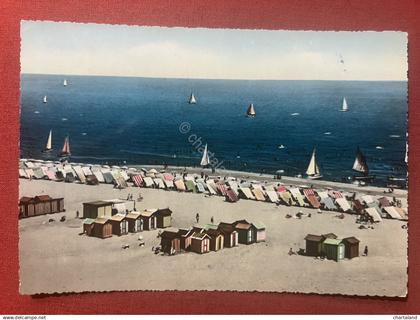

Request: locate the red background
(0, 0), (419, 314)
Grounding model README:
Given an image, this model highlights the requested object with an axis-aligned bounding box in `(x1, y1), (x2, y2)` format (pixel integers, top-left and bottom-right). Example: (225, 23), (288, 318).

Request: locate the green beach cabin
(323, 238), (345, 262)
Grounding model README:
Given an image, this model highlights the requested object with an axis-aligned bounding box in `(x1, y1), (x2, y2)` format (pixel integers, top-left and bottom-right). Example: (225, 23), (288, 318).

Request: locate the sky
(21, 20), (408, 81)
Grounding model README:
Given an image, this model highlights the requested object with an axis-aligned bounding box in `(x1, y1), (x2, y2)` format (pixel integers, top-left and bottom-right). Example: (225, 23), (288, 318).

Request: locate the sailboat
(58, 136), (71, 158)
(340, 97), (348, 112)
(63, 79), (67, 86)
(246, 103), (256, 117)
(200, 144), (210, 167)
(352, 147), (374, 182)
(43, 96), (47, 103)
(189, 93), (197, 104)
(42, 130), (53, 152)
(306, 148), (323, 179)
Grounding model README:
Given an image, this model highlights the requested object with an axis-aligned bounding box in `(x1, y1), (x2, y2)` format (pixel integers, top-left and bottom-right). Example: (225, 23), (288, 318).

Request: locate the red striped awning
(217, 183), (228, 196)
(303, 189), (315, 197)
(333, 191), (343, 198)
(277, 186), (286, 193)
(132, 175), (143, 187)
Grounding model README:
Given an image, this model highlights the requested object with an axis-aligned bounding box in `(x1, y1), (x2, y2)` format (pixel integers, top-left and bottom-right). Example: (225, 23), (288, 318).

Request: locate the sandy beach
(19, 178), (408, 296)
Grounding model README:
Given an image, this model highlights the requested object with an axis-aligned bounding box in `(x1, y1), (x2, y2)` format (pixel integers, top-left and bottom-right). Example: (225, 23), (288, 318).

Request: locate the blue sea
(20, 74), (408, 187)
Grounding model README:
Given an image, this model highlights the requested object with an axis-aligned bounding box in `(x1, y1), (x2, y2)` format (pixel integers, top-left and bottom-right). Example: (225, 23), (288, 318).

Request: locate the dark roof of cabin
(304, 234), (323, 242)
(343, 236), (360, 244)
(83, 200), (113, 207)
(19, 196), (34, 203)
(156, 208), (173, 216)
(322, 233), (337, 239)
(34, 195), (52, 202)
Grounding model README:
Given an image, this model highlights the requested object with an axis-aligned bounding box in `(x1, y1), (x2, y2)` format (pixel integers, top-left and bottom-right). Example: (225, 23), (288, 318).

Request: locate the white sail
(200, 144), (210, 166)
(43, 96), (47, 103)
(247, 103), (256, 116)
(46, 130), (52, 150)
(306, 149), (320, 176)
(341, 97), (348, 111)
(63, 79), (67, 86)
(352, 147), (368, 174)
(189, 93), (197, 104)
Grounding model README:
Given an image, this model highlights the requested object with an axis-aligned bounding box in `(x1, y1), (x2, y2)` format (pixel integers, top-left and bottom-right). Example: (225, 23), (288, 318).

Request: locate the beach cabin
(304, 234), (324, 257)
(160, 229), (181, 255)
(19, 197), (35, 218)
(252, 188), (266, 201)
(155, 208), (173, 228)
(253, 222), (266, 242)
(185, 180), (197, 193)
(125, 211), (143, 232)
(323, 238), (345, 262)
(342, 236), (360, 259)
(109, 214), (128, 236)
(174, 179), (186, 191)
(351, 199), (365, 215)
(238, 187), (255, 200)
(83, 218), (95, 236)
(140, 209), (158, 230)
(190, 232), (211, 254)
(178, 228), (194, 250)
(92, 218), (113, 238)
(218, 223), (238, 248)
(82, 201), (113, 219)
(204, 229), (224, 251)
(234, 221), (257, 245)
(19, 195), (65, 218)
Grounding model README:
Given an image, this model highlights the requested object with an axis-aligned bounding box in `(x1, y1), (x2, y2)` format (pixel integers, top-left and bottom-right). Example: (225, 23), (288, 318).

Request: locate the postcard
(19, 21), (408, 296)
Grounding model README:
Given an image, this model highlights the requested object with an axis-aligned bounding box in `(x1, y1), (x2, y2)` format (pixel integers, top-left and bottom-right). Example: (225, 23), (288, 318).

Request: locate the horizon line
(20, 72), (408, 82)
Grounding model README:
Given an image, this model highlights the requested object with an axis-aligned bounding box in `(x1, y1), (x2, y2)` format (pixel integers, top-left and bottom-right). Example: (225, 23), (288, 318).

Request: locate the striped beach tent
(73, 165), (86, 183)
(277, 190), (295, 206)
(91, 167), (105, 183)
(46, 170), (58, 181)
(383, 206), (402, 219)
(163, 173), (175, 181)
(196, 181), (207, 193)
(252, 188), (266, 201)
(25, 169), (35, 179)
(102, 171), (114, 184)
(205, 181), (217, 195)
(365, 207), (382, 222)
(143, 177), (154, 187)
(217, 183), (228, 196)
(335, 197), (352, 212)
(82, 166), (93, 177)
(226, 180), (239, 193)
(174, 179), (186, 191)
(153, 178), (166, 189)
(289, 188), (306, 207)
(225, 189), (239, 202)
(265, 190), (279, 203)
(303, 189), (321, 209)
(317, 191), (337, 211)
(277, 185), (287, 193)
(251, 184), (266, 195)
(238, 187), (255, 200)
(132, 174), (144, 187)
(19, 169), (28, 178)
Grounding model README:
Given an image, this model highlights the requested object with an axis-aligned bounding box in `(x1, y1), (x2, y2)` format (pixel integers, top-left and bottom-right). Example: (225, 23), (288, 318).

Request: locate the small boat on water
(189, 93), (197, 104)
(200, 143), (210, 167)
(42, 130), (53, 152)
(306, 148), (323, 180)
(63, 79), (68, 86)
(340, 97), (349, 112)
(43, 96), (47, 103)
(352, 146), (375, 182)
(246, 103), (256, 117)
(58, 136), (71, 158)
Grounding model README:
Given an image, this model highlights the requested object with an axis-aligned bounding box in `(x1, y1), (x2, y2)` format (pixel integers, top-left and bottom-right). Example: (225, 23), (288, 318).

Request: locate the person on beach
(211, 216), (214, 224)
(76, 210), (79, 218)
(288, 248), (294, 255)
(364, 245), (369, 256)
(196, 213), (200, 223)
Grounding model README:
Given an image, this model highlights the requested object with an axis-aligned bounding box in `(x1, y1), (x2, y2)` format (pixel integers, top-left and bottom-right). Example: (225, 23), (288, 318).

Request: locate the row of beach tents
(19, 159), (408, 222)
